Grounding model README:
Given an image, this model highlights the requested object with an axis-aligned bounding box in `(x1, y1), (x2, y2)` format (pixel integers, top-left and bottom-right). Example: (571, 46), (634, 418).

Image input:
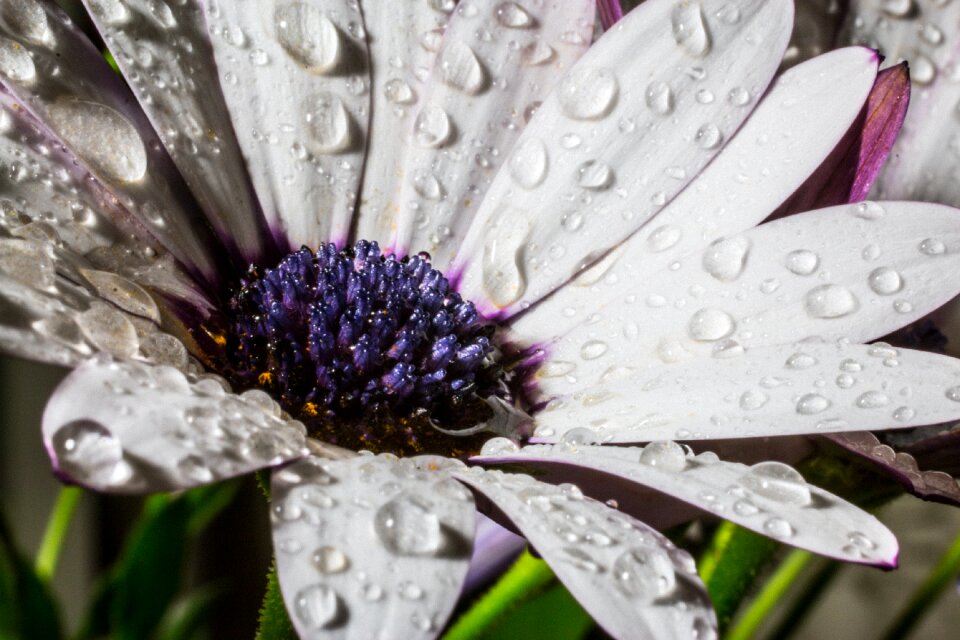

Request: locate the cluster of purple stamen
(225, 241), (496, 422)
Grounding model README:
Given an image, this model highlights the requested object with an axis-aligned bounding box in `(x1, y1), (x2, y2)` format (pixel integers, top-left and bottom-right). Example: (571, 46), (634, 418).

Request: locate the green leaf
(0, 512), (63, 640)
(256, 564), (297, 640)
(481, 581), (593, 640)
(76, 482), (238, 640)
(156, 586), (223, 640)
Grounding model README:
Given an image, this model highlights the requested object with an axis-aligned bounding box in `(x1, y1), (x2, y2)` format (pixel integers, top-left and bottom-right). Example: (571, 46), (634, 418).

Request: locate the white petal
(272, 454), (475, 639)
(473, 443), (899, 566)
(82, 0), (271, 262)
(452, 0), (793, 316)
(531, 342), (960, 442)
(389, 0), (594, 269)
(351, 2), (445, 245)
(204, 0), (370, 247)
(534, 201), (960, 393)
(510, 47), (879, 343)
(455, 466), (717, 639)
(0, 4), (219, 281)
(42, 357), (308, 493)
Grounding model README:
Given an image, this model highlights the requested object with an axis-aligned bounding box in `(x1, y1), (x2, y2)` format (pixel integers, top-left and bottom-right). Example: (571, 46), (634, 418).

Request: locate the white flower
(2, 0), (960, 637)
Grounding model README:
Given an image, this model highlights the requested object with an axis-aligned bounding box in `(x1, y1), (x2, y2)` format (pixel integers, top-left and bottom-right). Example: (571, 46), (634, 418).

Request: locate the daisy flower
(4, 0), (960, 637)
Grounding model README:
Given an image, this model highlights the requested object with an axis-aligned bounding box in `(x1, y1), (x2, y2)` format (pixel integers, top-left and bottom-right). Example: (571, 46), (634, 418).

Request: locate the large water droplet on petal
(671, 1), (711, 57)
(796, 393), (830, 415)
(868, 267), (903, 295)
(414, 103), (452, 148)
(0, 37), (36, 84)
(274, 3), (341, 74)
(374, 492), (442, 555)
(740, 461), (811, 506)
(0, 238), (55, 290)
(804, 284), (859, 319)
(495, 2), (534, 28)
(612, 547), (677, 598)
(576, 160), (614, 190)
(77, 302), (140, 358)
(508, 137), (547, 189)
(46, 99), (148, 183)
(702, 236), (750, 282)
(439, 41), (486, 94)
(639, 441), (687, 472)
(2, 0), (51, 45)
(294, 584), (341, 629)
(312, 546), (349, 574)
(784, 249), (819, 275)
(645, 80), (673, 115)
(88, 0), (130, 26)
(557, 67), (618, 120)
(688, 308), (735, 341)
(384, 78), (415, 104)
(52, 421), (132, 486)
(303, 92), (351, 154)
(482, 214), (530, 307)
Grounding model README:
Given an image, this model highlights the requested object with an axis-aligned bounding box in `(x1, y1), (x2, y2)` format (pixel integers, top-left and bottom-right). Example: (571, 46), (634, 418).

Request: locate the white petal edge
(474, 443), (899, 566)
(272, 454), (475, 639)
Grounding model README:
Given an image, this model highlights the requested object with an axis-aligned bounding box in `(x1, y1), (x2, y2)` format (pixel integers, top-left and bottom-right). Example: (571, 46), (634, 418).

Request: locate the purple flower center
(220, 241), (502, 455)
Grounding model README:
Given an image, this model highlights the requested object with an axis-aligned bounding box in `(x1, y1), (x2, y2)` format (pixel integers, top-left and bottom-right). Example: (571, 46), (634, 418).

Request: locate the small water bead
(868, 267), (903, 295)
(361, 583), (384, 602)
(89, 0), (131, 25)
(911, 53), (936, 85)
(398, 580), (424, 600)
(176, 454), (214, 483)
(561, 211), (583, 232)
(580, 340), (608, 360)
(849, 201), (885, 220)
(480, 437), (520, 455)
(52, 421), (132, 486)
(414, 103), (452, 148)
(695, 123), (722, 149)
(438, 41), (485, 94)
(2, 0), (51, 45)
(508, 137), (547, 189)
(739, 390), (769, 411)
(784, 249), (819, 275)
(670, 1), (711, 57)
(248, 48), (270, 66)
(0, 37), (36, 84)
(728, 86), (750, 106)
(918, 238), (946, 256)
(374, 493), (441, 555)
(921, 23), (944, 45)
(384, 78), (415, 104)
(274, 3), (340, 73)
(576, 160), (614, 190)
(645, 80), (674, 115)
(612, 547), (677, 599)
(763, 517), (794, 539)
(893, 299), (913, 314)
(733, 499), (759, 516)
(836, 373), (855, 389)
(561, 427), (600, 446)
(945, 385), (960, 402)
(741, 461), (811, 506)
(557, 67), (618, 120)
(521, 41), (554, 66)
(46, 99), (148, 184)
(804, 284), (859, 319)
(412, 172), (442, 200)
(638, 441), (687, 472)
(646, 225), (682, 252)
(294, 584), (341, 630)
(893, 406), (916, 422)
(494, 2), (533, 28)
(785, 353), (817, 370)
(688, 308), (735, 342)
(702, 235), (750, 282)
(303, 92), (351, 153)
(796, 393), (831, 415)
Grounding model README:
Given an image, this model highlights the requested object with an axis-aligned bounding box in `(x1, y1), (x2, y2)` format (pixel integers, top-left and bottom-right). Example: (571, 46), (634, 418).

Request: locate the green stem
(767, 560), (841, 640)
(34, 486), (82, 582)
(443, 551), (556, 640)
(725, 549), (812, 640)
(880, 529), (960, 640)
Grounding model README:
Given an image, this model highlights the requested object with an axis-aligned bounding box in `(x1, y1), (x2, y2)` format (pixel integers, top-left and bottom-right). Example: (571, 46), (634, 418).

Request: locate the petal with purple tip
(271, 454), (475, 639)
(473, 443), (900, 566)
(42, 357), (308, 493)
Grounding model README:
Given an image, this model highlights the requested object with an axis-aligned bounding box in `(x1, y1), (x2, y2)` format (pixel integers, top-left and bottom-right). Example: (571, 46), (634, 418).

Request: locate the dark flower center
(214, 241), (505, 457)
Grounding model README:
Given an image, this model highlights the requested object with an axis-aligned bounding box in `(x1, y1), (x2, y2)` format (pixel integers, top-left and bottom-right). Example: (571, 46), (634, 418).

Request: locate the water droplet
(796, 393), (831, 415)
(52, 421), (132, 486)
(733, 499), (759, 516)
(576, 160), (614, 190)
(557, 67), (618, 120)
(412, 171), (443, 200)
(374, 492), (441, 555)
(303, 92), (351, 154)
(89, 0), (130, 25)
(702, 236), (750, 282)
(739, 390), (769, 411)
(850, 201), (885, 220)
(880, 0), (913, 16)
(414, 103), (452, 148)
(855, 390), (890, 409)
(893, 299), (913, 314)
(918, 238), (946, 255)
(294, 584), (340, 629)
(645, 81), (673, 115)
(580, 340), (608, 360)
(274, 3), (341, 73)
(688, 308), (735, 342)
(612, 547), (677, 598)
(763, 517), (794, 539)
(785, 352), (817, 369)
(398, 580), (424, 600)
(804, 284), (859, 319)
(562, 427), (599, 445)
(384, 78), (415, 104)
(47, 99), (147, 184)
(2, 0), (51, 45)
(508, 137), (547, 189)
(695, 123), (722, 149)
(785, 249), (819, 275)
(521, 41), (554, 66)
(893, 406), (916, 422)
(741, 461), (811, 506)
(945, 385), (960, 402)
(480, 437), (520, 455)
(176, 454), (213, 483)
(482, 215), (529, 307)
(439, 41), (485, 94)
(911, 53), (936, 85)
(868, 267), (903, 295)
(77, 302), (140, 358)
(639, 441), (687, 472)
(646, 225), (682, 252)
(495, 1), (533, 28)
(0, 239), (55, 290)
(671, 1), (711, 57)
(0, 37), (36, 84)
(728, 86), (750, 106)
